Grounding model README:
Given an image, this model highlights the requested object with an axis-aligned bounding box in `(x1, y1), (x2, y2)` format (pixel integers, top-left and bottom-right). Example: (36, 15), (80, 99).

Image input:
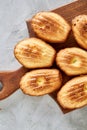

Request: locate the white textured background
(0, 0), (87, 130)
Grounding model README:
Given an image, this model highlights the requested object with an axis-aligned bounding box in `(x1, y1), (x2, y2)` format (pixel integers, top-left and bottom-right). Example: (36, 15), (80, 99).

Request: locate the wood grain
(26, 0), (87, 113)
(0, 67), (28, 100)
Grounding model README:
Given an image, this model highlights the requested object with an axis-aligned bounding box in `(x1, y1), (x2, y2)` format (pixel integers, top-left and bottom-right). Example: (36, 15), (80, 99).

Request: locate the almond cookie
(72, 15), (87, 50)
(56, 47), (87, 76)
(14, 38), (56, 68)
(31, 12), (71, 43)
(57, 75), (87, 109)
(20, 69), (62, 96)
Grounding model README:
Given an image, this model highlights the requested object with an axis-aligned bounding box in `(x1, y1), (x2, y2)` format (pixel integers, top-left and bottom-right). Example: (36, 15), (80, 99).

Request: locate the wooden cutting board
(0, 0), (87, 114)
(26, 0), (87, 113)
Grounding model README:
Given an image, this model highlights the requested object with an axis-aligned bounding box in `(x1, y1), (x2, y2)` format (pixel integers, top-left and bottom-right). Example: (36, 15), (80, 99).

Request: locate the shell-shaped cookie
(20, 69), (62, 96)
(31, 12), (71, 43)
(56, 47), (87, 76)
(58, 75), (87, 109)
(14, 38), (56, 68)
(72, 15), (87, 50)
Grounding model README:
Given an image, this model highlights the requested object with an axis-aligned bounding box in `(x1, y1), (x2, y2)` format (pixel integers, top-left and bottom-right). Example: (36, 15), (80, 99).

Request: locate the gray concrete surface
(0, 0), (87, 130)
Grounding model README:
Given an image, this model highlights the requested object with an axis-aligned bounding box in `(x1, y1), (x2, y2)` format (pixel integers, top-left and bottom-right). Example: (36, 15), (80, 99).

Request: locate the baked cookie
(31, 11), (71, 43)
(56, 47), (87, 76)
(20, 69), (62, 96)
(14, 38), (56, 68)
(72, 15), (87, 50)
(57, 75), (87, 109)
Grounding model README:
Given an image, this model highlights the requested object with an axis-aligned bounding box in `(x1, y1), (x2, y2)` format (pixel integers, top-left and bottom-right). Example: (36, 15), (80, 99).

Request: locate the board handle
(0, 67), (28, 100)
(0, 67), (72, 113)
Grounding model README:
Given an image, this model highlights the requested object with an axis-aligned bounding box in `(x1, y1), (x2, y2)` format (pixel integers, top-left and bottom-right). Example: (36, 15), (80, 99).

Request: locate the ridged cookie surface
(58, 75), (87, 109)
(56, 47), (87, 76)
(14, 38), (56, 68)
(31, 12), (71, 43)
(20, 69), (62, 96)
(72, 15), (87, 50)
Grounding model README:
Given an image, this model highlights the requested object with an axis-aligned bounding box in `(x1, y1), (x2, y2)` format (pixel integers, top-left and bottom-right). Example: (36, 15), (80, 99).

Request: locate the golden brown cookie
(72, 15), (87, 50)
(20, 69), (62, 96)
(31, 11), (71, 43)
(57, 75), (87, 109)
(56, 47), (87, 76)
(14, 38), (56, 68)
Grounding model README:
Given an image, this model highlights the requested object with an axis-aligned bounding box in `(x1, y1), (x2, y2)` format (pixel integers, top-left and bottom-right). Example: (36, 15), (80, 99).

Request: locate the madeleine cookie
(56, 47), (87, 76)
(72, 15), (87, 50)
(14, 38), (56, 68)
(31, 12), (71, 43)
(20, 69), (62, 96)
(58, 75), (87, 109)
